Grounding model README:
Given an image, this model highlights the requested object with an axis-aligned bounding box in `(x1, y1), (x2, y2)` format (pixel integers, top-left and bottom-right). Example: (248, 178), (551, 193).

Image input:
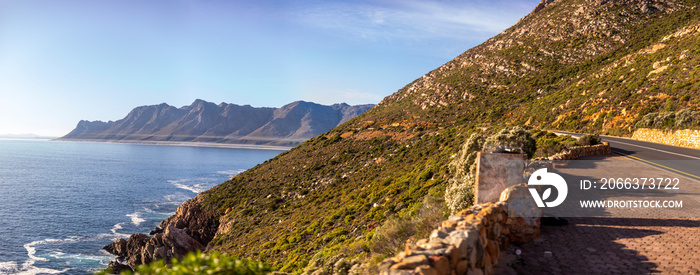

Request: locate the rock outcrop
(159, 196), (219, 247)
(104, 196), (216, 270)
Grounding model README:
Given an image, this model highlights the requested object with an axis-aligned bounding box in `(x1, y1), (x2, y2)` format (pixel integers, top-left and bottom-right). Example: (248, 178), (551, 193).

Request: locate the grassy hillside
(182, 0), (700, 273)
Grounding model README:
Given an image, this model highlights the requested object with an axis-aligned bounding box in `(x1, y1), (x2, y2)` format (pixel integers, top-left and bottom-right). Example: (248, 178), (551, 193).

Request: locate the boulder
(103, 238), (127, 257)
(107, 261), (132, 274)
(499, 184), (541, 244)
(164, 225), (205, 257)
(159, 196), (219, 246)
(103, 195), (216, 269)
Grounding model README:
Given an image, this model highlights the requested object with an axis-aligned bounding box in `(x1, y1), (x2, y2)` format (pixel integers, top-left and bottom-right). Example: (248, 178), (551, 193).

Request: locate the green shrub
(484, 126), (536, 158)
(444, 133), (484, 214)
(675, 108), (699, 128)
(577, 134), (601, 146)
(99, 251), (272, 275)
(533, 131), (577, 157)
(636, 109), (700, 130)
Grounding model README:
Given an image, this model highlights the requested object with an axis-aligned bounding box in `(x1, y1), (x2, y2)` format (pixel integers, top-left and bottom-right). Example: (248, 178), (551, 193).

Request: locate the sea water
(0, 139), (284, 275)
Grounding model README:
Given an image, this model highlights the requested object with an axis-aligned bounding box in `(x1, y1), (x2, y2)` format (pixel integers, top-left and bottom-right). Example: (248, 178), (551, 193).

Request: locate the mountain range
(59, 100), (374, 146)
(110, 0), (700, 273)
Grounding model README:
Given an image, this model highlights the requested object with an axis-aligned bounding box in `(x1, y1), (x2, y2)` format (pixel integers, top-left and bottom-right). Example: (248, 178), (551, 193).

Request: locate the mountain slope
(60, 100), (374, 146)
(132, 0), (700, 273)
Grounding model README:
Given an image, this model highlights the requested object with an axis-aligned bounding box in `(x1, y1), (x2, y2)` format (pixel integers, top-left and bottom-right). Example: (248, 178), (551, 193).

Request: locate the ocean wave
(45, 251), (111, 267)
(168, 179), (208, 194)
(16, 232), (126, 275)
(126, 211), (146, 226)
(217, 169), (245, 178)
(162, 193), (190, 204)
(110, 222), (128, 238)
(0, 261), (18, 274)
(19, 239), (75, 275)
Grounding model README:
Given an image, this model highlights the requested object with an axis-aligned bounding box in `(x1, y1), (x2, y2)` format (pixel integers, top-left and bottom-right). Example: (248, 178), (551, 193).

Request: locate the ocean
(0, 139), (284, 275)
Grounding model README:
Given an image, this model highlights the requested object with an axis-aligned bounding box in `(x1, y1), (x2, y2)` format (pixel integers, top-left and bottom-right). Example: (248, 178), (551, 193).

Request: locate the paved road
(501, 131), (700, 274)
(553, 131), (700, 181)
(507, 216), (700, 274)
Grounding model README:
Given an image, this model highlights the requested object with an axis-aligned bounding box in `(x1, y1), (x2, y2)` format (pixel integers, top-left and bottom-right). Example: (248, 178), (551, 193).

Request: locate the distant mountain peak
(60, 99), (374, 146)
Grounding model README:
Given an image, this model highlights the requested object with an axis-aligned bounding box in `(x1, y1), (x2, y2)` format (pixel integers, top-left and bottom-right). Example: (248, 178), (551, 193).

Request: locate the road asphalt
(552, 131), (700, 181)
(494, 131), (700, 274)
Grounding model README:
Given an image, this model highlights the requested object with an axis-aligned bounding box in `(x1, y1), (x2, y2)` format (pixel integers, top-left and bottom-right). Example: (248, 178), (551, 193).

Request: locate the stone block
(475, 152), (526, 204)
(446, 246), (458, 269)
(378, 258), (396, 271)
(442, 219), (459, 229)
(419, 241), (447, 250)
(408, 248), (449, 258)
(474, 243), (485, 268)
(483, 256), (493, 275)
(392, 255), (429, 270)
(486, 240), (499, 266)
(482, 253), (491, 270)
(414, 265), (438, 275)
(430, 229), (449, 241)
(430, 255), (451, 275)
(456, 260), (468, 275)
(382, 269), (416, 275)
(499, 184), (541, 244)
(506, 217), (540, 244)
(468, 245), (477, 268)
(444, 236), (467, 259)
(487, 223), (500, 240)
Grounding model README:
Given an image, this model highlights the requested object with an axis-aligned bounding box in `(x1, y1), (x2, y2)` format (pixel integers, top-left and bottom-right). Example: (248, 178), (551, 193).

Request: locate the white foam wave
(217, 169), (245, 178)
(46, 251), (111, 266)
(0, 261), (18, 273)
(126, 211), (146, 226)
(168, 179), (207, 194)
(16, 234), (123, 274)
(15, 267), (69, 275)
(110, 222), (129, 238)
(19, 239), (74, 275)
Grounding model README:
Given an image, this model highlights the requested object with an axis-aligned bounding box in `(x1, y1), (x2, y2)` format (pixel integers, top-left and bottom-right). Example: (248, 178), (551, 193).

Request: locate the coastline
(53, 139), (293, 151)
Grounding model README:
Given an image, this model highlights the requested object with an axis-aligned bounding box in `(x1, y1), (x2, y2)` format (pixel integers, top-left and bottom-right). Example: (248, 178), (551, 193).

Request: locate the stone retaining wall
(378, 141), (611, 275)
(545, 142), (611, 160)
(632, 128), (700, 149)
(378, 185), (538, 275)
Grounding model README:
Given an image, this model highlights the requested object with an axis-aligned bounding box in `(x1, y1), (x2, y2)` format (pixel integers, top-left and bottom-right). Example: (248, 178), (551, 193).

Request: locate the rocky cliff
(60, 100), (374, 146)
(106, 0), (700, 273)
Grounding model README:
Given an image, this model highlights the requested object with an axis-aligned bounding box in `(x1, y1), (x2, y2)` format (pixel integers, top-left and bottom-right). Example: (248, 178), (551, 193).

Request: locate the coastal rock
(103, 238), (127, 257)
(107, 261), (132, 274)
(104, 197), (213, 268)
(149, 227), (164, 235)
(160, 195), (218, 247)
(125, 234), (151, 266)
(163, 225), (205, 257)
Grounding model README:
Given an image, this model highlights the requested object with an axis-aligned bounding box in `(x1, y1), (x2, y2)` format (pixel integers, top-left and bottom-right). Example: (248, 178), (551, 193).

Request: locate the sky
(0, 0), (539, 137)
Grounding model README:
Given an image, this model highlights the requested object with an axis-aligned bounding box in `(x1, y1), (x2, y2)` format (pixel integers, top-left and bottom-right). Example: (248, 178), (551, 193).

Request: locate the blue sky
(0, 0), (538, 136)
